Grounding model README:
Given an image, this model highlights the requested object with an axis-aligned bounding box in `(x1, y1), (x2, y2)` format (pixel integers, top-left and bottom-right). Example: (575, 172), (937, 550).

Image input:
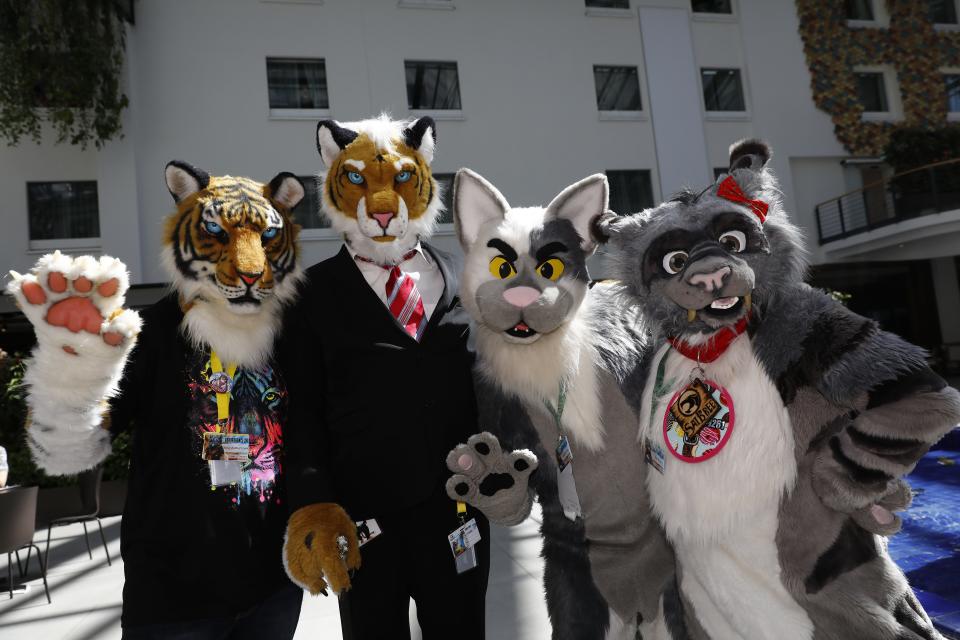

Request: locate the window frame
(931, 0), (960, 28)
(700, 67), (749, 118)
(432, 172), (457, 232)
(943, 68), (960, 121)
(26, 180), (102, 251)
(690, 0), (737, 22)
(289, 175), (337, 239)
(853, 65), (903, 122)
(844, 0), (890, 28)
(605, 169), (656, 215)
(397, 0), (455, 10)
(404, 60), (464, 117)
(265, 57), (331, 120)
(593, 64), (645, 119)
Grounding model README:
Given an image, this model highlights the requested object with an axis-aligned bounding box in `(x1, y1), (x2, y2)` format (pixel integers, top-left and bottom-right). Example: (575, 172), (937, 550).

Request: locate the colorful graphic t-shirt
(185, 350), (287, 506)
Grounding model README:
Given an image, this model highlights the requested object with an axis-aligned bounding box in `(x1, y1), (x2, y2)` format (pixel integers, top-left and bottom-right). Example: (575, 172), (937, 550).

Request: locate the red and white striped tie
(356, 250), (427, 341)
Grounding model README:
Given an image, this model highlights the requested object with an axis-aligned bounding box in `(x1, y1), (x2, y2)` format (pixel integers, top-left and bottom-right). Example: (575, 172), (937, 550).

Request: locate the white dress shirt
(346, 242), (445, 322)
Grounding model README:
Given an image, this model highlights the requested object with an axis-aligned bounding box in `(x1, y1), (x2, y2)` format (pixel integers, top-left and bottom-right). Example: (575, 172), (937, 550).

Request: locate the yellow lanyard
(209, 350), (238, 430)
(457, 499), (467, 523)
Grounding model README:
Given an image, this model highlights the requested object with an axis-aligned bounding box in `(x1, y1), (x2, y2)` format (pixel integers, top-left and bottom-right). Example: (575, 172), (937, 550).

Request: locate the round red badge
(662, 378), (735, 463)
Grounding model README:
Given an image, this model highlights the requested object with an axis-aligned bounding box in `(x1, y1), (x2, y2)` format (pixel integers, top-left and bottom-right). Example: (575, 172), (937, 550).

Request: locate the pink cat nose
(371, 211), (395, 230)
(688, 266), (730, 292)
(502, 286), (541, 308)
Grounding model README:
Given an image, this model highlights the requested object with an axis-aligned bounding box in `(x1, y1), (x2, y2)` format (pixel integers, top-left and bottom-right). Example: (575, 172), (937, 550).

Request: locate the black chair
(44, 466), (112, 570)
(0, 485), (51, 602)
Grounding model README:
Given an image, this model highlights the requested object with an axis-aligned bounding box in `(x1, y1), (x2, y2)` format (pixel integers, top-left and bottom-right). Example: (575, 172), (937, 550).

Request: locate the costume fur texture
(283, 502), (361, 596)
(602, 139), (960, 640)
(447, 169), (680, 640)
(315, 113), (442, 265)
(5, 163), (305, 475)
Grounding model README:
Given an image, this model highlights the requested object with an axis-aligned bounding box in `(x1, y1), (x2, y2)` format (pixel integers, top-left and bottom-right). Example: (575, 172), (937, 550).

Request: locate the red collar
(668, 315), (750, 363)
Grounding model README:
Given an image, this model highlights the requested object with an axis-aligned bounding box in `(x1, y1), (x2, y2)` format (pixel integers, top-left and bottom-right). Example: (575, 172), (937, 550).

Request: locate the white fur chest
(639, 335), (813, 640)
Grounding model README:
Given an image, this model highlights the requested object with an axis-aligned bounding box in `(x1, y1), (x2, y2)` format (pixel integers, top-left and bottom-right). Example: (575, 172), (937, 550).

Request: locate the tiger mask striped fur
(161, 161), (304, 367)
(316, 114), (441, 264)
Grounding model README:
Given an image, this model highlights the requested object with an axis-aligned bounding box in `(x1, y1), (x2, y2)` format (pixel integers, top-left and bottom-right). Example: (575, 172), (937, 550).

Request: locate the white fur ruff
(160, 246), (302, 369)
(476, 295), (605, 452)
(639, 336), (813, 640)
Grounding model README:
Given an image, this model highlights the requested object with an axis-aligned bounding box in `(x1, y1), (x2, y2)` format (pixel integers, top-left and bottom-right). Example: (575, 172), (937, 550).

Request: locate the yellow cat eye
(537, 258), (565, 281)
(489, 256), (517, 280)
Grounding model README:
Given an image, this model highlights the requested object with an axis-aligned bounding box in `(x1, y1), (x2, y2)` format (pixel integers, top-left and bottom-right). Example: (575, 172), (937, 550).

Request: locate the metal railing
(816, 158), (960, 244)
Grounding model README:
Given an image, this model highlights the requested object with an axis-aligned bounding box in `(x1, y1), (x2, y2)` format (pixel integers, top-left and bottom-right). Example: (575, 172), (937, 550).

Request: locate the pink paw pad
(22, 282), (47, 305)
(46, 297), (104, 334)
(73, 277), (93, 293)
(102, 331), (124, 346)
(98, 278), (119, 297)
(48, 272), (68, 293)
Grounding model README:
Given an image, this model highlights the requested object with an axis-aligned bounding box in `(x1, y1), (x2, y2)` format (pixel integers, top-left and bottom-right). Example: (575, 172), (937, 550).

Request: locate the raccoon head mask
(602, 139), (808, 339)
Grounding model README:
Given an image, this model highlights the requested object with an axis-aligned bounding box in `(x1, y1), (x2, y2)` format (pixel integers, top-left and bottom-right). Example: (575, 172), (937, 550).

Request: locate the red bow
(717, 176), (768, 224)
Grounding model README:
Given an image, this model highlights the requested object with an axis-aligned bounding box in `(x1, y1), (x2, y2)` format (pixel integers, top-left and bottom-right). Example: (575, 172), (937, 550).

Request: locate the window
(27, 181), (100, 243)
(606, 170), (654, 214)
(433, 173), (455, 225)
(701, 68), (746, 112)
(266, 58), (329, 111)
(930, 0), (959, 24)
(845, 0), (874, 20)
(405, 61), (462, 110)
(586, 0), (629, 8)
(946, 74), (960, 112)
(691, 0), (732, 14)
(855, 72), (889, 112)
(594, 66), (642, 111)
(291, 176), (329, 230)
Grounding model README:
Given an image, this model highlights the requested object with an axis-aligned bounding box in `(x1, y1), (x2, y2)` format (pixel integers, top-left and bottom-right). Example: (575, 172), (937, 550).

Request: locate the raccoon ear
(316, 120), (359, 167)
(728, 138), (772, 173)
(267, 172), (305, 210)
(402, 116), (436, 164)
(545, 174), (609, 253)
(165, 161), (210, 202)
(454, 168), (510, 249)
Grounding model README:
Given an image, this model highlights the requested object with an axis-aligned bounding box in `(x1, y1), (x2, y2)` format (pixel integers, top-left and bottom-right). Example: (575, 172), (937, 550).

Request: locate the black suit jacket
(281, 243), (479, 519)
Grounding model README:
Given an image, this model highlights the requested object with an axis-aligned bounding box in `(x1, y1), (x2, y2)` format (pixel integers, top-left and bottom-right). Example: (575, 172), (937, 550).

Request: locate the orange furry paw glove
(283, 503), (361, 596)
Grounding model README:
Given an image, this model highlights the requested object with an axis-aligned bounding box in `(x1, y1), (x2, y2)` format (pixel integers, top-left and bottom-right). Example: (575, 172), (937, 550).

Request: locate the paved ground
(0, 505), (552, 640)
(2, 430), (958, 640)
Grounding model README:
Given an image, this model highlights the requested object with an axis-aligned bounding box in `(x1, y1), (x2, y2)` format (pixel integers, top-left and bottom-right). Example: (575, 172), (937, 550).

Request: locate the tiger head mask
(315, 114), (441, 264)
(161, 161), (304, 316)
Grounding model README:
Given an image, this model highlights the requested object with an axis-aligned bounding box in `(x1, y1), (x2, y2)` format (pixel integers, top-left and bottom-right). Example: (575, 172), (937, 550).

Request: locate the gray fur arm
(812, 327), (960, 520)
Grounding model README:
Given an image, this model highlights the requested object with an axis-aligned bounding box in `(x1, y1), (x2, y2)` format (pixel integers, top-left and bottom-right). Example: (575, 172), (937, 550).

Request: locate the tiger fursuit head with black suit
(600, 139), (960, 640)
(5, 162), (304, 474)
(281, 114), (443, 596)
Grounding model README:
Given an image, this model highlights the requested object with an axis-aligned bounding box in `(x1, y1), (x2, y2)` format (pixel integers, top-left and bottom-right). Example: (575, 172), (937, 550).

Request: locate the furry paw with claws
(445, 432), (538, 526)
(7, 251), (141, 358)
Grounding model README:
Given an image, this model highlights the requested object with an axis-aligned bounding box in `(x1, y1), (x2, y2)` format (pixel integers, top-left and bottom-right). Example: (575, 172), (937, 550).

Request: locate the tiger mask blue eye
(203, 221), (224, 236)
(395, 170), (412, 184)
(347, 171), (365, 185)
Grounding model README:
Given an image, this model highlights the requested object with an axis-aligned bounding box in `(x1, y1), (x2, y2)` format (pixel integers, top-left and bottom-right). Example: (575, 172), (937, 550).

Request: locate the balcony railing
(815, 158), (960, 244)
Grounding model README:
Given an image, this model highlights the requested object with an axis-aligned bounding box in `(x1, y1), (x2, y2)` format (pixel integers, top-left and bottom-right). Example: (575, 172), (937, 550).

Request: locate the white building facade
(1, 0), (958, 361)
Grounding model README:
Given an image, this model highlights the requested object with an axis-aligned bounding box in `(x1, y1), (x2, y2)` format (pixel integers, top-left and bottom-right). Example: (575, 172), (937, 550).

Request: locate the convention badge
(555, 434), (573, 472)
(662, 378), (734, 463)
(644, 438), (666, 475)
(355, 519), (383, 548)
(208, 460), (243, 486)
(557, 463), (583, 522)
(448, 518), (481, 574)
(209, 371), (234, 394)
(202, 432), (250, 461)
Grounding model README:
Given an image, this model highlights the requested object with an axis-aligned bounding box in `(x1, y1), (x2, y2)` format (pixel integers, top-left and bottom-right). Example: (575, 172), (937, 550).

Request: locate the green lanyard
(543, 381), (568, 434)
